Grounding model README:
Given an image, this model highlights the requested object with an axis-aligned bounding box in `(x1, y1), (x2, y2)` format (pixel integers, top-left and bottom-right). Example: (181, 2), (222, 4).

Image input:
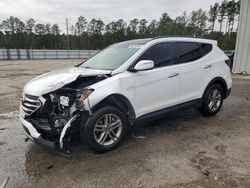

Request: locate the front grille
(20, 94), (41, 116)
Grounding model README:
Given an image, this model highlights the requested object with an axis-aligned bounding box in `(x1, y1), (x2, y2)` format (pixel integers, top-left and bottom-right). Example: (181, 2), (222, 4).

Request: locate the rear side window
(174, 42), (202, 64)
(136, 42), (173, 68)
(199, 43), (212, 56)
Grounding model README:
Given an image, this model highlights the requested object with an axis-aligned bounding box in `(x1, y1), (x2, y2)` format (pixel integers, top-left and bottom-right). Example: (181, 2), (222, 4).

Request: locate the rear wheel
(199, 84), (224, 116)
(82, 106), (128, 153)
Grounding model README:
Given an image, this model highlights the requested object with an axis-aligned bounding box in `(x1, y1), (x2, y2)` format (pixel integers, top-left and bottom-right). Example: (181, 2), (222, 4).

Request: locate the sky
(0, 0), (223, 33)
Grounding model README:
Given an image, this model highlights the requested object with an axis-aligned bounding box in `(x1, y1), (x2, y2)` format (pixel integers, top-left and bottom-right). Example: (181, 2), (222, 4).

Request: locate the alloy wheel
(208, 89), (222, 111)
(93, 113), (123, 146)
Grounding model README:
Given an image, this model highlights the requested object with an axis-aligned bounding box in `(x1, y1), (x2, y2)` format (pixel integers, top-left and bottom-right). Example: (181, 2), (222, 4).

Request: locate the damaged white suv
(20, 37), (232, 153)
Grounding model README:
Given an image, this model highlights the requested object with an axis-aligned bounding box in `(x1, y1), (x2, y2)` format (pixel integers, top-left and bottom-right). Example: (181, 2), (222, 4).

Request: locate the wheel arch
(90, 94), (136, 125)
(203, 77), (228, 99)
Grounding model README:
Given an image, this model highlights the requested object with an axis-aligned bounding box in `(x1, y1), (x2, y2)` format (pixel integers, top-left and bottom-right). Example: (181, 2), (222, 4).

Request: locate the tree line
(0, 0), (240, 50)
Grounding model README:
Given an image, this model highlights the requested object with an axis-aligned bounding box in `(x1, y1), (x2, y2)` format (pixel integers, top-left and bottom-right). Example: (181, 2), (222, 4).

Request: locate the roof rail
(152, 35), (217, 45)
(152, 35), (203, 40)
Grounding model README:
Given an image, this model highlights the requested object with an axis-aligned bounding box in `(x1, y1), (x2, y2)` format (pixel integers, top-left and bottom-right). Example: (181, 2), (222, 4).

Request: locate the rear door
(173, 42), (213, 103)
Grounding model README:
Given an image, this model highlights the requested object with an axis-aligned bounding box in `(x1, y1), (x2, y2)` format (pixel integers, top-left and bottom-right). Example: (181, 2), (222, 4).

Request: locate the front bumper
(20, 116), (55, 152)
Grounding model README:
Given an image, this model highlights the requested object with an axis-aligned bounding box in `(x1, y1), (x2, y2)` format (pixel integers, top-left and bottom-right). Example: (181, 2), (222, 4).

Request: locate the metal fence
(0, 49), (100, 60)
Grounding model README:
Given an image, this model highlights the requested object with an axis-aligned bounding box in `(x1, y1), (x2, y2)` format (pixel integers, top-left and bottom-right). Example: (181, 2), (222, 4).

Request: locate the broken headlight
(79, 89), (94, 102)
(75, 89), (94, 109)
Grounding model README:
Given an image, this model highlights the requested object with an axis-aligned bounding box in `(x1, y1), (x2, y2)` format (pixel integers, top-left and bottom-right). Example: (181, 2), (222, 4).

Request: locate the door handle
(168, 73), (179, 78)
(204, 65), (212, 69)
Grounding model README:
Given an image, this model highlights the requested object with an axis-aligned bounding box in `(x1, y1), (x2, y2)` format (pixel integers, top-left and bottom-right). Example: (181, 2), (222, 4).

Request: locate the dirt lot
(0, 60), (250, 188)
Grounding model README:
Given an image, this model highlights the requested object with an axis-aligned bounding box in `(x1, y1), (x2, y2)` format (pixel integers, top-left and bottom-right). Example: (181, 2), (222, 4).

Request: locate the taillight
(225, 59), (231, 67)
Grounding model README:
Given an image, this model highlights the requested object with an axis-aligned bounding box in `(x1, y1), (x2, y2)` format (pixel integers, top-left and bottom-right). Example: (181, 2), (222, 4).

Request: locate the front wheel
(82, 106), (128, 153)
(199, 84), (224, 116)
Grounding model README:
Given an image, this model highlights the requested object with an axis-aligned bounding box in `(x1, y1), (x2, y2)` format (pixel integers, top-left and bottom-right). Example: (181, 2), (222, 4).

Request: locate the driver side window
(136, 42), (174, 68)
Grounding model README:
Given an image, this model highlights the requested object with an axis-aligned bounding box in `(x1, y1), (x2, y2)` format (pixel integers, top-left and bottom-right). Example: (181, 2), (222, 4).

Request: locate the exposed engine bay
(21, 75), (108, 149)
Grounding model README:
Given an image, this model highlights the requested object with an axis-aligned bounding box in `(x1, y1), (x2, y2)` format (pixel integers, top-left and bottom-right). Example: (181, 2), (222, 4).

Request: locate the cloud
(0, 0), (222, 33)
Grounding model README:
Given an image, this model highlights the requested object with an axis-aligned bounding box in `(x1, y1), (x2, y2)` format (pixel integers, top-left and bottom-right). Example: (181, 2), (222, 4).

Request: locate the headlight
(60, 96), (70, 107)
(79, 89), (94, 102)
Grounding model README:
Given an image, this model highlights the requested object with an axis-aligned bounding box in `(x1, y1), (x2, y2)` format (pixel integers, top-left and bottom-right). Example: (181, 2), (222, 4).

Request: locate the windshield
(80, 39), (151, 70)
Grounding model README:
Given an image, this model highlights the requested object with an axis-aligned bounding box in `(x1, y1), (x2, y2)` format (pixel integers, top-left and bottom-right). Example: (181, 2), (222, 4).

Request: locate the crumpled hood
(23, 66), (111, 96)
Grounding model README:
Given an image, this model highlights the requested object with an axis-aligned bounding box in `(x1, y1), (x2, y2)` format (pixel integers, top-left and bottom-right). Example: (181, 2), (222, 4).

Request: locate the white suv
(20, 37), (232, 153)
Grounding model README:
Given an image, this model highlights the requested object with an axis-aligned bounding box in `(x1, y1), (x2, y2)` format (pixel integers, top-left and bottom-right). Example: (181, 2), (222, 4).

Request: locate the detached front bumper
(20, 116), (55, 152)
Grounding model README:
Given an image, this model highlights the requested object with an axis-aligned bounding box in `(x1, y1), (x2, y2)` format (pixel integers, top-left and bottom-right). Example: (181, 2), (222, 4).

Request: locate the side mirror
(134, 60), (154, 71)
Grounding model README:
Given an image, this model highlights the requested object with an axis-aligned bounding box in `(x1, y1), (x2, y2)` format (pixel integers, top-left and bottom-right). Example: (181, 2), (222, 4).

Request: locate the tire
(82, 106), (128, 153)
(199, 84), (224, 116)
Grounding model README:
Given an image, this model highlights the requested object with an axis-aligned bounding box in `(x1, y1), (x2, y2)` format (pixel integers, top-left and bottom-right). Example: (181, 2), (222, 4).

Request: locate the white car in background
(20, 37), (232, 153)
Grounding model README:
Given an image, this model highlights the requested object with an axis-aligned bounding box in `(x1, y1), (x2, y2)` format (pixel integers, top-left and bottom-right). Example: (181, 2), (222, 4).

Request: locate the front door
(130, 42), (181, 118)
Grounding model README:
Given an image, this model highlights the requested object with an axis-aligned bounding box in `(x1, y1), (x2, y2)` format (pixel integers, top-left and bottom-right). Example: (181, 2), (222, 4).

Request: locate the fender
(90, 94), (136, 125)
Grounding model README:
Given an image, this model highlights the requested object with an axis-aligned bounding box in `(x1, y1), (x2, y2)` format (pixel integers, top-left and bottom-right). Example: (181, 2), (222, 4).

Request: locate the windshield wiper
(81, 65), (113, 71)
(81, 66), (93, 69)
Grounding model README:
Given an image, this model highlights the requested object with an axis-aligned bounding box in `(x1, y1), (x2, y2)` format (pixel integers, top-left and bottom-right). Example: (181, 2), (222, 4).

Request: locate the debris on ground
(201, 168), (210, 176)
(0, 177), (9, 188)
(214, 145), (227, 153)
(132, 134), (147, 139)
(215, 132), (221, 136)
(0, 142), (6, 146)
(46, 165), (54, 170)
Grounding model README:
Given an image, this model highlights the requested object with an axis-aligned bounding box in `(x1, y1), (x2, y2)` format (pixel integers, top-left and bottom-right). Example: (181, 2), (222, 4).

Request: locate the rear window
(174, 42), (212, 64)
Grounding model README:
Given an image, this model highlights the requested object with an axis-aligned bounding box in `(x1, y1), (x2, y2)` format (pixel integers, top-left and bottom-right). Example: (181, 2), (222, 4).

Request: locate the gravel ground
(0, 60), (250, 188)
